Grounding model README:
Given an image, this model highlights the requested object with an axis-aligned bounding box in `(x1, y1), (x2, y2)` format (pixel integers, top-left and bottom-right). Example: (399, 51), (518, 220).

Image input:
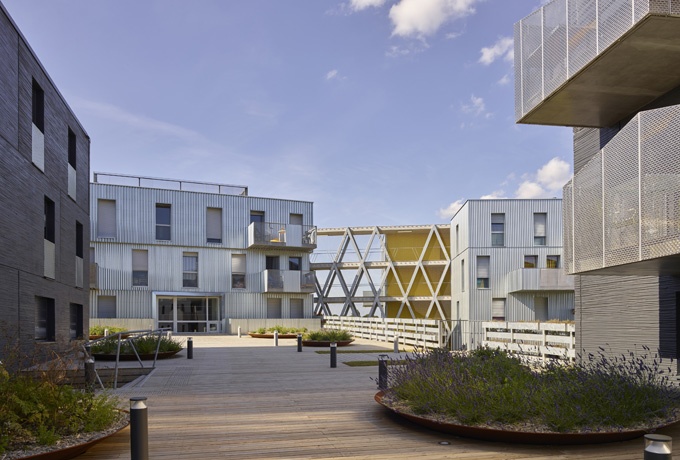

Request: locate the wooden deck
(80, 335), (680, 459)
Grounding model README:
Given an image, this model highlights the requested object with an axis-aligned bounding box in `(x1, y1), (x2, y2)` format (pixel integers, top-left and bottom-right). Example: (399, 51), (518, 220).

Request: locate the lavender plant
(381, 346), (680, 433)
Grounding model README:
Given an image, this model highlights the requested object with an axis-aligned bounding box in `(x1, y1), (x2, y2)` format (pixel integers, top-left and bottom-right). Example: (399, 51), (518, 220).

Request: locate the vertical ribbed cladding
(89, 289), (153, 319)
(507, 292), (574, 321)
(598, 0), (633, 53)
(563, 181), (574, 274)
(567, 0), (598, 77)
(603, 115), (639, 267)
(521, 8), (544, 117)
(640, 104), (680, 260)
(573, 128), (600, 175)
(573, 154), (604, 272)
(543, 0), (568, 96)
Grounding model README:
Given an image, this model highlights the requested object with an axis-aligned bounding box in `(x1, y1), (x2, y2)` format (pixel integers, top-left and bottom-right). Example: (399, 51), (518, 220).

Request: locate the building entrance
(157, 296), (221, 333)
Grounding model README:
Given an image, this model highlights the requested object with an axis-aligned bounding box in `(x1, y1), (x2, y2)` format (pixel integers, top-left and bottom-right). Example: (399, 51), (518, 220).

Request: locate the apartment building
(450, 200), (574, 347)
(515, 0), (680, 361)
(89, 173), (317, 333)
(0, 3), (90, 355)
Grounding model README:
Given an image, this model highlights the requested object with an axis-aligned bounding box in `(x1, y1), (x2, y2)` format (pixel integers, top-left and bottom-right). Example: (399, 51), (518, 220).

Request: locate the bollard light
(378, 354), (389, 390)
(330, 342), (337, 368)
(297, 333), (302, 352)
(274, 330), (279, 347)
(187, 337), (193, 359)
(644, 434), (672, 460)
(130, 397), (149, 460)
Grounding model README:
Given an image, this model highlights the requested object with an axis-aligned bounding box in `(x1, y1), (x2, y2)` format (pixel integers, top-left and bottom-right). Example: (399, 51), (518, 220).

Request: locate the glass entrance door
(157, 296), (220, 333)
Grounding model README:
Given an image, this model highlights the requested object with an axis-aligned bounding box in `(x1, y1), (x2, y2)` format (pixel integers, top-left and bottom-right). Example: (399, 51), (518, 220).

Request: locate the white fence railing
(323, 316), (442, 350)
(482, 321), (576, 362)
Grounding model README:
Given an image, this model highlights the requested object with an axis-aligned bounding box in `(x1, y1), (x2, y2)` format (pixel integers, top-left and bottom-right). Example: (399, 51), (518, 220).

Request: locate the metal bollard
(274, 330), (279, 347)
(187, 337), (193, 359)
(130, 397), (149, 460)
(393, 335), (399, 353)
(84, 356), (96, 391)
(297, 334), (302, 352)
(104, 328), (109, 337)
(330, 342), (337, 368)
(644, 434), (672, 460)
(238, 326), (242, 338)
(378, 354), (389, 390)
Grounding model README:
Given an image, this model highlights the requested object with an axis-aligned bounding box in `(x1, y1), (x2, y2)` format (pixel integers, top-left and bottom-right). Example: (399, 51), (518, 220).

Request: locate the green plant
(303, 329), (353, 342)
(252, 326), (308, 334)
(89, 325), (128, 336)
(90, 335), (183, 355)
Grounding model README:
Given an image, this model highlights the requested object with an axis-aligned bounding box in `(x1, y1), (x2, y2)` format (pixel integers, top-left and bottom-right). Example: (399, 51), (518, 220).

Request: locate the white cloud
(480, 190), (507, 200)
(389, 0), (479, 38)
(438, 199), (465, 220)
(515, 181), (546, 199)
(326, 69), (339, 80)
(461, 94), (492, 118)
(479, 36), (513, 65)
(497, 74), (510, 86)
(514, 157), (572, 198)
(349, 0), (388, 10)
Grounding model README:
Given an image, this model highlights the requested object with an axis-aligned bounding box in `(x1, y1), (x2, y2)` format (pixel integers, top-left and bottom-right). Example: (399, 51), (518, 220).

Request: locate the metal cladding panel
(598, 0), (633, 53)
(563, 181), (574, 274)
(90, 289), (153, 318)
(573, 128), (601, 174)
(521, 9), (544, 117)
(543, 0), (568, 96)
(640, 104), (680, 259)
(224, 292), (312, 319)
(567, 0), (598, 78)
(603, 117), (640, 266)
(507, 292), (574, 321)
(573, 155), (604, 272)
(635, 0), (650, 19)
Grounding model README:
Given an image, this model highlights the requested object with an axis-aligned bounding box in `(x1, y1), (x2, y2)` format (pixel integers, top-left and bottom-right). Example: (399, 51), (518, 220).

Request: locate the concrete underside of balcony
(520, 15), (680, 128)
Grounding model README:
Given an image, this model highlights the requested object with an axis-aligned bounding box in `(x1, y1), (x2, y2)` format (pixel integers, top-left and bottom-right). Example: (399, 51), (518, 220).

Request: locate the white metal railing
(323, 316), (442, 350)
(93, 172), (248, 196)
(482, 321), (576, 362)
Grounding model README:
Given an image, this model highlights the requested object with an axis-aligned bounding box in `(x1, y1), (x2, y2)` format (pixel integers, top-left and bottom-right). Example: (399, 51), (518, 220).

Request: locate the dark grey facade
(0, 2), (90, 357)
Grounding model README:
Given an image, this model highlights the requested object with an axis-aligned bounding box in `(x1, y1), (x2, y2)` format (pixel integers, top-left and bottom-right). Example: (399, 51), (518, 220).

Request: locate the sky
(3, 0), (572, 229)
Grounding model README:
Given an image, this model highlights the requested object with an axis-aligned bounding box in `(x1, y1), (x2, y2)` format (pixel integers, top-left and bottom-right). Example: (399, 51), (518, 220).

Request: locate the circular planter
(302, 339), (354, 347)
(92, 350), (181, 361)
(248, 333), (300, 339)
(375, 391), (677, 445)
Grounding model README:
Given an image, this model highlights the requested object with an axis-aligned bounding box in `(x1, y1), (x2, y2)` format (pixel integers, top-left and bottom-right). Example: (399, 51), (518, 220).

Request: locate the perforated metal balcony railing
(564, 103), (680, 274)
(515, 0), (680, 127)
(248, 222), (317, 250)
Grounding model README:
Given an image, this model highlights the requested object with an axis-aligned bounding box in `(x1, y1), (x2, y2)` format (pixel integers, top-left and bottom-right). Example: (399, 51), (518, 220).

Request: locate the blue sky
(4, 0), (572, 228)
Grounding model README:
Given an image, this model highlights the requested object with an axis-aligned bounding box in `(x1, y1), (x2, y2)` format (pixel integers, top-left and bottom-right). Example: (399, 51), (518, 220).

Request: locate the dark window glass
(76, 221), (83, 258)
(156, 204), (171, 240)
(44, 197), (55, 242)
(68, 128), (76, 168)
(289, 256), (301, 271)
(32, 79), (44, 132)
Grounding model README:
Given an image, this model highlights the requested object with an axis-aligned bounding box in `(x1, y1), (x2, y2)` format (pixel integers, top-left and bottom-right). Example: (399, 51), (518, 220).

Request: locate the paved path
(80, 335), (680, 459)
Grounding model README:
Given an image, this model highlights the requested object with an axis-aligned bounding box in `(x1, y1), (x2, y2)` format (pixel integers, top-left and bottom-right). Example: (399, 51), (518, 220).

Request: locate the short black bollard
(297, 334), (302, 352)
(644, 434), (672, 460)
(187, 337), (193, 359)
(84, 356), (96, 391)
(330, 342), (337, 368)
(130, 397), (149, 460)
(378, 354), (389, 390)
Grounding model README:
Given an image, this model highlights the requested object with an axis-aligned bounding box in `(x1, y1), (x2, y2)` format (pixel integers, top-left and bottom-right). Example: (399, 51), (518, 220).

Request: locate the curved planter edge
(92, 350), (181, 361)
(374, 391), (675, 445)
(302, 340), (354, 347)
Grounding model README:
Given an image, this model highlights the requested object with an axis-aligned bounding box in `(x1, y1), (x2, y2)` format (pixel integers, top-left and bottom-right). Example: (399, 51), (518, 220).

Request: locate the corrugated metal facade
(90, 182), (315, 329)
(451, 200), (573, 329)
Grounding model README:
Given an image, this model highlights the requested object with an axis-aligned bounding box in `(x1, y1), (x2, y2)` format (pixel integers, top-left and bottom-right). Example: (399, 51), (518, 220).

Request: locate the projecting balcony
(515, 0), (680, 127)
(263, 270), (316, 293)
(248, 222), (317, 250)
(507, 268), (574, 293)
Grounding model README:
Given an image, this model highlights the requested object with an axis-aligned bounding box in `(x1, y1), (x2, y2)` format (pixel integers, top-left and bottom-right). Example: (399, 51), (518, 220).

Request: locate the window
(69, 303), (83, 339)
(290, 213), (303, 225)
(75, 221), (83, 258)
(68, 128), (76, 168)
(231, 254), (246, 289)
(267, 298), (282, 318)
(44, 197), (55, 243)
(534, 213), (547, 245)
(534, 297), (548, 322)
(492, 298), (506, 321)
(461, 259), (465, 292)
(289, 256), (301, 271)
(156, 204), (171, 240)
(547, 255), (560, 268)
(455, 224), (459, 254)
(32, 79), (44, 132)
(266, 255), (280, 270)
(132, 249), (148, 286)
(476, 256), (490, 288)
(35, 297), (55, 341)
(206, 207), (222, 243)
(491, 213), (505, 246)
(183, 252), (198, 288)
(524, 255), (538, 268)
(250, 211), (265, 223)
(290, 298), (304, 319)
(98, 296), (116, 318)
(97, 199), (116, 238)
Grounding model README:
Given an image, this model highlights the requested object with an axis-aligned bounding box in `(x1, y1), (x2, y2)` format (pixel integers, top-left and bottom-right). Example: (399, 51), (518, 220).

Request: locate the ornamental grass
(303, 329), (353, 342)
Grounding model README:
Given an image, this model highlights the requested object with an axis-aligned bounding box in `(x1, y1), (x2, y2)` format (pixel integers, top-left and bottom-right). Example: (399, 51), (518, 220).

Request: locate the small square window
(524, 255), (538, 268)
(547, 255), (560, 269)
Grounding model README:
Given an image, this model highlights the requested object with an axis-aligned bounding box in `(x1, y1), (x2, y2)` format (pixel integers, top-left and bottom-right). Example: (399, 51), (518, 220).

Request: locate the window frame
(231, 254), (246, 289)
(32, 79), (44, 133)
(534, 212), (547, 246)
(182, 252), (199, 288)
(35, 296), (55, 342)
(155, 203), (172, 241)
(524, 255), (538, 269)
(476, 255), (490, 289)
(491, 213), (505, 247)
(44, 196), (55, 243)
(132, 249), (149, 287)
(289, 256), (302, 271)
(547, 255), (560, 269)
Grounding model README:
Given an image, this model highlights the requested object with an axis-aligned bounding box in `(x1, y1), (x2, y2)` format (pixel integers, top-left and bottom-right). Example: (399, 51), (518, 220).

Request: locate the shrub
(253, 326), (307, 334)
(89, 325), (128, 336)
(304, 329), (353, 342)
(381, 346), (680, 432)
(90, 335), (183, 355)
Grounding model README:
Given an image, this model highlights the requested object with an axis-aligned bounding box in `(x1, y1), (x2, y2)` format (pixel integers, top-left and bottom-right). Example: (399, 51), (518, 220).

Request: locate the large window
(35, 297), (55, 341)
(231, 254), (246, 289)
(534, 213), (547, 246)
(524, 255), (538, 268)
(98, 296), (116, 318)
(44, 197), (55, 243)
(97, 199), (116, 238)
(183, 252), (198, 288)
(491, 213), (505, 246)
(476, 256), (490, 288)
(289, 256), (301, 271)
(206, 207), (222, 243)
(132, 249), (149, 286)
(547, 255), (560, 268)
(156, 204), (171, 240)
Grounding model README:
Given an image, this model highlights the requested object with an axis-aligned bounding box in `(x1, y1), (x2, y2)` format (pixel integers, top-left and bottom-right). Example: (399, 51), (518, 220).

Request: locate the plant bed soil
(375, 391), (678, 445)
(92, 350), (181, 361)
(302, 340), (354, 347)
(248, 333), (300, 339)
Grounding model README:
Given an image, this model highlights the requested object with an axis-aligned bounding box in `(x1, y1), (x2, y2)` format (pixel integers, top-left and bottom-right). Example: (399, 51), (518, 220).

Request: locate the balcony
(263, 270), (316, 293)
(507, 268), (574, 293)
(248, 222), (317, 250)
(515, 0), (680, 127)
